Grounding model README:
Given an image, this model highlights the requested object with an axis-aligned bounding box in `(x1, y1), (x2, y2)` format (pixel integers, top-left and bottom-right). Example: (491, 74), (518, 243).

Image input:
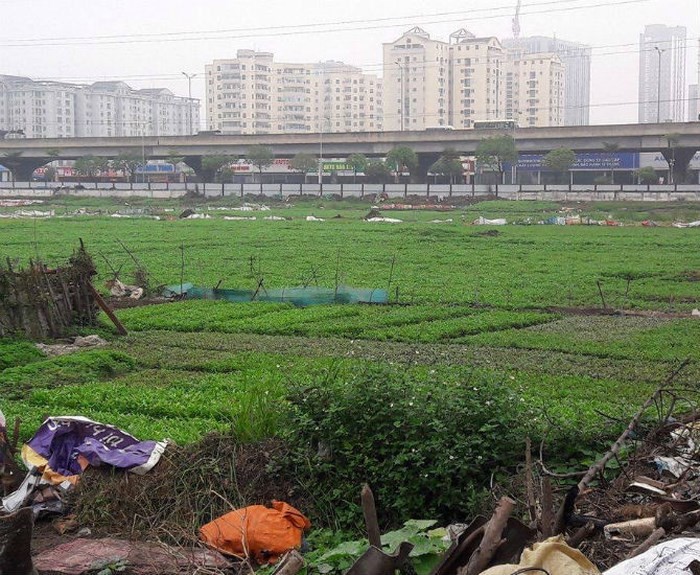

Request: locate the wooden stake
(361, 484), (382, 549)
(540, 477), (554, 538)
(525, 437), (537, 525)
(463, 497), (515, 575)
(88, 283), (127, 336)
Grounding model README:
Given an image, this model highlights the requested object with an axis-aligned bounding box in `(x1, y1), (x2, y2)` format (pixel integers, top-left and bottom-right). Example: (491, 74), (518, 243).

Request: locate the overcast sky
(1, 0), (698, 126)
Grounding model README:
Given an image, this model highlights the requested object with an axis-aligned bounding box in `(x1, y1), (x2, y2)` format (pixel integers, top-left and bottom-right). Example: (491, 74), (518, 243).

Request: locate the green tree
(247, 145), (274, 183)
(430, 149), (463, 184)
(365, 160), (391, 184)
(386, 146), (418, 183)
(543, 147), (576, 184)
(74, 155), (102, 181)
(346, 153), (369, 183)
(201, 155), (234, 183)
(43, 166), (57, 182)
(636, 166), (658, 185)
(290, 153), (317, 184)
(475, 135), (517, 184)
(111, 151), (142, 183)
(602, 142), (619, 184)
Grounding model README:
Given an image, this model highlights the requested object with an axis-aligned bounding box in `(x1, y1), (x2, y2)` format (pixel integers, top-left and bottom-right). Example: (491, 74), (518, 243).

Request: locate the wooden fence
(0, 246), (98, 339)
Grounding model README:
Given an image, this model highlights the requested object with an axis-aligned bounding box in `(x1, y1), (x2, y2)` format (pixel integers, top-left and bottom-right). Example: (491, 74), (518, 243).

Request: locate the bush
(279, 364), (525, 528)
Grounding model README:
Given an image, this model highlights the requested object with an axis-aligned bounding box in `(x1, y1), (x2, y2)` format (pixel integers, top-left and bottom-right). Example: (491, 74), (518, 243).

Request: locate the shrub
(278, 364), (525, 528)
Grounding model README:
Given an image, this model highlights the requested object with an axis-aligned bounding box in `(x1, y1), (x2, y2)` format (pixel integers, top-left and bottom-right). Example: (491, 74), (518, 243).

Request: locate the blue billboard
(516, 152), (639, 171)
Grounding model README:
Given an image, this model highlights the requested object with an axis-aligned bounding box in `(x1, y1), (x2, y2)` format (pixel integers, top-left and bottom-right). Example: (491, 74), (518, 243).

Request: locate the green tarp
(163, 284), (388, 307)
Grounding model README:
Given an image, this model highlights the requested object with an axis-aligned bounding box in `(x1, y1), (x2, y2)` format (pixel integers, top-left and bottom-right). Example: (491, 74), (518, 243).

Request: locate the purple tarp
(26, 416), (166, 477)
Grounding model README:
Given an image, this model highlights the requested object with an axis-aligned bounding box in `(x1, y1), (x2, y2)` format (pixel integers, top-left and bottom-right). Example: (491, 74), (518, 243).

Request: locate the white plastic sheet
(603, 538), (700, 575)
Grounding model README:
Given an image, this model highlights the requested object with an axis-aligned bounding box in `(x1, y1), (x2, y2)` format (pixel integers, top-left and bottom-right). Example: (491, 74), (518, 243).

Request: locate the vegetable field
(1, 196), (699, 526)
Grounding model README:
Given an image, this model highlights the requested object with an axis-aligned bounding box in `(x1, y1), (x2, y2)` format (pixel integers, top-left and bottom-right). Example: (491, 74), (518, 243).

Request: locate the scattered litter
(110, 213), (160, 220)
(33, 537), (229, 575)
(200, 500), (310, 564)
(0, 210), (54, 218)
(480, 536), (599, 575)
(210, 204), (271, 212)
(224, 216), (257, 221)
(36, 335), (108, 357)
(542, 216), (566, 225)
(603, 538), (700, 575)
(366, 217), (403, 223)
(641, 220), (659, 227)
(306, 215), (325, 221)
(199, 501), (311, 565)
(473, 217), (507, 226)
(692, 309), (700, 317)
(429, 218), (454, 223)
(2, 416), (166, 515)
(265, 215), (287, 221)
(186, 213), (211, 220)
(106, 278), (144, 300)
(673, 221), (700, 228)
(179, 208), (195, 219)
(0, 199), (44, 207)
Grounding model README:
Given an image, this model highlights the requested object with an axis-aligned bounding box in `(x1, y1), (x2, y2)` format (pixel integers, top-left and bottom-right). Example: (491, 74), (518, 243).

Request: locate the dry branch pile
(0, 246), (97, 339)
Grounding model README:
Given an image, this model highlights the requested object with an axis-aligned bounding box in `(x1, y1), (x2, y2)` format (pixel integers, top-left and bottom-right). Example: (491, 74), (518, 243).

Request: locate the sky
(0, 0), (698, 127)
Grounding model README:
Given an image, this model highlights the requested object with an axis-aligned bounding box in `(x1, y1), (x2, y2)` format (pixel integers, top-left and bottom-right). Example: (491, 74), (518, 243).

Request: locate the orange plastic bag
(199, 500), (311, 564)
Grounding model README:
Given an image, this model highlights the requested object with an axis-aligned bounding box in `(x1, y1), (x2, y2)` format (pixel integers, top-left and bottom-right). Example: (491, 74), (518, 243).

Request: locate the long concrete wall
(2, 182), (700, 202)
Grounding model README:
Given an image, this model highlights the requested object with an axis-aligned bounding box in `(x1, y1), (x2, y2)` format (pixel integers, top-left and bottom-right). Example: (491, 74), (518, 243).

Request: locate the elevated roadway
(1, 122), (699, 181)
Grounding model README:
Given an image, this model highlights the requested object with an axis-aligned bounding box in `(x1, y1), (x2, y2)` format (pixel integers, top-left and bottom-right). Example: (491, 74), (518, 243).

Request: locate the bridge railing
(2, 181), (700, 202)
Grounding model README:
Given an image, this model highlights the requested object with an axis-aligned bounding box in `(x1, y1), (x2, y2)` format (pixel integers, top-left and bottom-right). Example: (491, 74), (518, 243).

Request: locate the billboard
(639, 152), (700, 170)
(516, 152), (639, 171)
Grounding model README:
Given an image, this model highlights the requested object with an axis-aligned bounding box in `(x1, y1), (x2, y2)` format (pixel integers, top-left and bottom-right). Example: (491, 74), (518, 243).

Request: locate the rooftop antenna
(512, 0), (522, 38)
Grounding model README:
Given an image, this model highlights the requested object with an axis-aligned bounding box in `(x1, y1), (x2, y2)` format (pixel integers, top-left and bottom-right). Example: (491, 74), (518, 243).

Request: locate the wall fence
(2, 181), (700, 202)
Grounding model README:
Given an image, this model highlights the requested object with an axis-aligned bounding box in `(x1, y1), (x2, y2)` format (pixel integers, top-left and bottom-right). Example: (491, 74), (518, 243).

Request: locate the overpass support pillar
(417, 153), (441, 184)
(183, 156), (208, 182)
(3, 158), (48, 182)
(660, 147), (697, 184)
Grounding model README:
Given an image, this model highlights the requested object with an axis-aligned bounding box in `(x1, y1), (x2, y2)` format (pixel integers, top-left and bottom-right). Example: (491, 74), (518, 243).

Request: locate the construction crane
(512, 0), (522, 38)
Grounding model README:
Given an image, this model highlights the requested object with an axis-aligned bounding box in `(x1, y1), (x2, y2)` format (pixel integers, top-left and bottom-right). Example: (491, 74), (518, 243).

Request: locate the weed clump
(278, 364), (526, 529)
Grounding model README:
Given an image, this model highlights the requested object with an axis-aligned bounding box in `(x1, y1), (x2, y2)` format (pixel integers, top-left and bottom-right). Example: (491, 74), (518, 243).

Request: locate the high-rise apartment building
(689, 39), (700, 121)
(206, 50), (382, 134)
(382, 27), (564, 130)
(0, 75), (77, 138)
(448, 29), (506, 129)
(502, 37), (590, 126)
(0, 75), (199, 138)
(505, 53), (566, 127)
(382, 27), (450, 131)
(638, 24), (687, 123)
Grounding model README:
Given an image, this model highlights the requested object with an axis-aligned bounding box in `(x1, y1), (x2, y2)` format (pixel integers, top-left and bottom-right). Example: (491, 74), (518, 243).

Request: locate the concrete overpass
(1, 121), (699, 181)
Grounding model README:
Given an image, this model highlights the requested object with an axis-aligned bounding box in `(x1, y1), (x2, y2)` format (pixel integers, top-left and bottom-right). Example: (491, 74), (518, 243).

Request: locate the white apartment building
(639, 24), (687, 123)
(382, 27), (564, 131)
(502, 37), (590, 126)
(0, 76), (76, 138)
(0, 75), (199, 138)
(448, 29), (506, 129)
(505, 53), (565, 127)
(206, 50), (382, 134)
(688, 40), (700, 121)
(383, 27), (450, 131)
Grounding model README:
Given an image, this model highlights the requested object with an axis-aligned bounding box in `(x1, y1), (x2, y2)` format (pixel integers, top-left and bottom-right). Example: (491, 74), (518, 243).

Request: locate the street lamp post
(182, 72), (197, 135)
(395, 60), (404, 131)
(654, 47), (665, 123)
